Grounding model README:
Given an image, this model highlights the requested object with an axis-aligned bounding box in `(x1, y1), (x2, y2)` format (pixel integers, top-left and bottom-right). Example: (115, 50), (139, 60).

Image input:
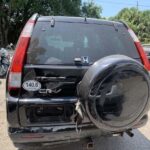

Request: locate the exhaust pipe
(126, 130), (134, 137)
(112, 130), (134, 138)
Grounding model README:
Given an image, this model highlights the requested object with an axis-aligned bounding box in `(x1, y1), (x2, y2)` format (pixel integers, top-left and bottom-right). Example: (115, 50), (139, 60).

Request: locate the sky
(83, 0), (150, 17)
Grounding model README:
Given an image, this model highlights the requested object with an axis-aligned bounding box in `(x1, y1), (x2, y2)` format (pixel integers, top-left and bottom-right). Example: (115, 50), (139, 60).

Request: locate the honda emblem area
(82, 56), (89, 64)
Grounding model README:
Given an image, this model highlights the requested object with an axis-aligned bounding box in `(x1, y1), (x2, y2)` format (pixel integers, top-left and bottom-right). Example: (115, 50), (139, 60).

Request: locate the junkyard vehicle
(0, 47), (10, 77)
(6, 14), (150, 149)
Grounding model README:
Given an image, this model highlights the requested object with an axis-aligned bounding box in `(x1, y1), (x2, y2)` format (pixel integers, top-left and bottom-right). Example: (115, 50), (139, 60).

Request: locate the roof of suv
(38, 16), (124, 27)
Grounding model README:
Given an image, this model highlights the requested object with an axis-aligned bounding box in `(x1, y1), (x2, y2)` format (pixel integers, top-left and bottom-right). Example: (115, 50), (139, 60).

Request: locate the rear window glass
(26, 21), (139, 65)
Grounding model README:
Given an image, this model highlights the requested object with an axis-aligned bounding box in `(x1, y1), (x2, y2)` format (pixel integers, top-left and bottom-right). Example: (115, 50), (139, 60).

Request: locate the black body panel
(6, 16), (150, 148)
(19, 97), (84, 126)
(21, 65), (89, 98)
(18, 65), (89, 126)
(8, 115), (148, 146)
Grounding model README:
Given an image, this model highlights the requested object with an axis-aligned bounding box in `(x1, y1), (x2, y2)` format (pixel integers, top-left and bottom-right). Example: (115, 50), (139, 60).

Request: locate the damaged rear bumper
(9, 114), (148, 145)
(9, 124), (104, 144)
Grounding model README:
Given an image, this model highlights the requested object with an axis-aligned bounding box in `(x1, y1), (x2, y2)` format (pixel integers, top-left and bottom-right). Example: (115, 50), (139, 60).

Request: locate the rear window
(26, 21), (139, 65)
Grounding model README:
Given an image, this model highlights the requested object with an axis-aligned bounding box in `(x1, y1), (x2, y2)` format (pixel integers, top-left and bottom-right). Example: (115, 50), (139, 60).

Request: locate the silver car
(143, 44), (150, 59)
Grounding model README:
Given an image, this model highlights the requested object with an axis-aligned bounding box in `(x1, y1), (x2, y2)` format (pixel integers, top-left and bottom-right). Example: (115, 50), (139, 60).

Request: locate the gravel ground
(0, 79), (150, 150)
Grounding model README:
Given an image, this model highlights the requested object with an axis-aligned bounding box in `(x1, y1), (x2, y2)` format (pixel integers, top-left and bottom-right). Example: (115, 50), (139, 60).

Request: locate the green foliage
(110, 8), (150, 44)
(82, 0), (102, 18)
(0, 0), (82, 46)
(1, 1), (149, 46)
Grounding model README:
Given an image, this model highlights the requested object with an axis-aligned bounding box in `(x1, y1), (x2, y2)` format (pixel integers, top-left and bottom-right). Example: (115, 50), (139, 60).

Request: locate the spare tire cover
(78, 55), (150, 131)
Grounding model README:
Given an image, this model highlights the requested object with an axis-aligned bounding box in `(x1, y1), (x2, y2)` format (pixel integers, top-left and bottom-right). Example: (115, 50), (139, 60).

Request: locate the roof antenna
(51, 17), (55, 27)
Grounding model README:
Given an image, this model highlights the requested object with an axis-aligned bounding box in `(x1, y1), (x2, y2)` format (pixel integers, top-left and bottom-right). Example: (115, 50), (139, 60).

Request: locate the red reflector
(10, 37), (30, 72)
(135, 42), (150, 70)
(128, 28), (150, 70)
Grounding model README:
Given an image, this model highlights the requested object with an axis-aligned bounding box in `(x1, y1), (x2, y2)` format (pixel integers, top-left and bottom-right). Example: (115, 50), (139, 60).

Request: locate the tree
(0, 0), (10, 47)
(82, 0), (102, 18)
(0, 0), (81, 47)
(0, 0), (103, 46)
(110, 8), (150, 43)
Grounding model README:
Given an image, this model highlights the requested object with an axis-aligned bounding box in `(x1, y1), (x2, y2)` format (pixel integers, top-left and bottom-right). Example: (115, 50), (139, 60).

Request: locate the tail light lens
(8, 14), (38, 91)
(128, 29), (150, 70)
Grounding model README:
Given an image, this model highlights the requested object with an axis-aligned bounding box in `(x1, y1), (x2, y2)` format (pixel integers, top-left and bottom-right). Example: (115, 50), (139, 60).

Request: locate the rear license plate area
(26, 104), (75, 124)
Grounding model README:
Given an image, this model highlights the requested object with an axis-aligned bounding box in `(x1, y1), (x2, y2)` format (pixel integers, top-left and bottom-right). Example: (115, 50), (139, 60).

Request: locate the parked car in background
(6, 43), (14, 62)
(0, 43), (14, 78)
(0, 47), (10, 77)
(143, 44), (150, 60)
(6, 14), (150, 149)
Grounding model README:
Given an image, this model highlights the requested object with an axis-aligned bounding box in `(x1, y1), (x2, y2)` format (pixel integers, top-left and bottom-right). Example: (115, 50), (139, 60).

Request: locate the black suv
(6, 14), (150, 149)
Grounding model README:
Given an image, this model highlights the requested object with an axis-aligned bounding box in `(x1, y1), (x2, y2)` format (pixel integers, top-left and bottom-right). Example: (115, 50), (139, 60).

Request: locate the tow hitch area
(126, 130), (134, 137)
(84, 137), (94, 150)
(112, 130), (134, 138)
(84, 131), (134, 150)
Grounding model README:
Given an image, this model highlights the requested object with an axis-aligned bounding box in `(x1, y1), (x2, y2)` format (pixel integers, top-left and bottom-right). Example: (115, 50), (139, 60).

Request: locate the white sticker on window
(22, 80), (41, 91)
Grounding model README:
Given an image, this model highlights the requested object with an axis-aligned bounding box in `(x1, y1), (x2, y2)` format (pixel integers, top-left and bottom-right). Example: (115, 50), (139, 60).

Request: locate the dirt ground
(1, 79), (150, 150)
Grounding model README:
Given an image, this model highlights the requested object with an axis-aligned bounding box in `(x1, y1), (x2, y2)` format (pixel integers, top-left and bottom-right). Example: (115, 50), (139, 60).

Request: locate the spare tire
(78, 55), (150, 131)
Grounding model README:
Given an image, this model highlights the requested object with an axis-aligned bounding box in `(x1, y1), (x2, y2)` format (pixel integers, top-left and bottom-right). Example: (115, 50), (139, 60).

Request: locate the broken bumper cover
(9, 115), (148, 145)
(9, 124), (104, 144)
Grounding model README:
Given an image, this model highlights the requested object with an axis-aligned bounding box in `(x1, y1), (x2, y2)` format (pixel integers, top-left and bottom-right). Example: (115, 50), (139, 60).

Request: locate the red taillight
(8, 14), (38, 90)
(128, 29), (150, 70)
